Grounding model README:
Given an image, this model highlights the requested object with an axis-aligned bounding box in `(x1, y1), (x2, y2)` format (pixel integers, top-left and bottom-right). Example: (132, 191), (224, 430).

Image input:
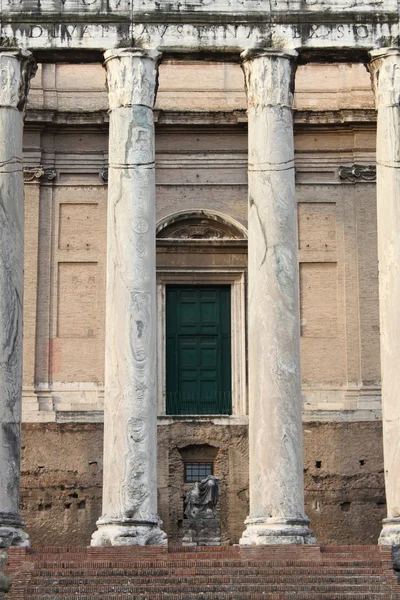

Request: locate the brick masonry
(20, 421), (385, 547)
(3, 545), (400, 599)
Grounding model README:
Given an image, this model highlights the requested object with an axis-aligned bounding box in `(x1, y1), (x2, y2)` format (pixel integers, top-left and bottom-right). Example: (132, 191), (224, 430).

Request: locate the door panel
(166, 285), (231, 415)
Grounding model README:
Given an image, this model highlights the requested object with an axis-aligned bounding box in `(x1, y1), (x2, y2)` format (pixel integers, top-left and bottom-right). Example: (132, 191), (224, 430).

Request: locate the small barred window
(184, 462), (213, 483)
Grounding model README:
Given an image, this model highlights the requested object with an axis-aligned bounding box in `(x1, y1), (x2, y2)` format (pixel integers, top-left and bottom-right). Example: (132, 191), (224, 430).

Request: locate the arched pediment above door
(156, 210), (248, 240)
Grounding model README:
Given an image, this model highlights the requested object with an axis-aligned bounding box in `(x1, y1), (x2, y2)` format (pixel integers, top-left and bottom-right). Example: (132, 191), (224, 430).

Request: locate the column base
(379, 518), (400, 545)
(0, 513), (30, 548)
(91, 516), (167, 547)
(239, 517), (316, 546)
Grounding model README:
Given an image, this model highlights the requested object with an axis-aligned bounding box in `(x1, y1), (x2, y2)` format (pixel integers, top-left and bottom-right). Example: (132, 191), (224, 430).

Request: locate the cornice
(24, 109), (377, 127)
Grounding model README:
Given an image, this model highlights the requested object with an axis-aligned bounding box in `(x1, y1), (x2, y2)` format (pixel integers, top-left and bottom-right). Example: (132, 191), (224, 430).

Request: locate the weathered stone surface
(184, 475), (220, 520)
(0, 50), (36, 550)
(17, 422), (385, 546)
(182, 518), (221, 547)
(0, 549), (10, 592)
(183, 475), (221, 546)
(91, 49), (166, 547)
(369, 47), (400, 547)
(239, 49), (314, 546)
(303, 421), (385, 545)
(0, 0), (398, 54)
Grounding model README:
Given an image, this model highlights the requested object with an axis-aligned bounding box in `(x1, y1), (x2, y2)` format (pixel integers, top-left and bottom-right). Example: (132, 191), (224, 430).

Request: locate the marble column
(0, 50), (36, 548)
(369, 48), (400, 546)
(239, 49), (315, 545)
(91, 48), (166, 546)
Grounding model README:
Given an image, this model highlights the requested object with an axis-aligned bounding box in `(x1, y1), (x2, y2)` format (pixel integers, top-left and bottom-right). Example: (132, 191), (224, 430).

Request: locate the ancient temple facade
(1, 0), (400, 549)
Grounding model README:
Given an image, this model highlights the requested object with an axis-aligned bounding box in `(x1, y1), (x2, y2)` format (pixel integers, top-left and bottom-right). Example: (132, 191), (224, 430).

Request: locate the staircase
(3, 545), (400, 599)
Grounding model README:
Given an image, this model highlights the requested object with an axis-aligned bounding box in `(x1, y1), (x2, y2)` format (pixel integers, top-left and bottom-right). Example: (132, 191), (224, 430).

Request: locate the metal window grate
(184, 462), (213, 483)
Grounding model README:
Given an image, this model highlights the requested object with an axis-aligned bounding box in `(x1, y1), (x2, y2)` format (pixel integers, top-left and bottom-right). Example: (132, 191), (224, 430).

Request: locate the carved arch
(156, 210), (248, 240)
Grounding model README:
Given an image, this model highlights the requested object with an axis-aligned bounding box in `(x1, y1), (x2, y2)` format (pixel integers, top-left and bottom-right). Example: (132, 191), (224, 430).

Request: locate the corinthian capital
(103, 48), (162, 110)
(240, 48), (298, 110)
(369, 48), (400, 108)
(0, 50), (37, 111)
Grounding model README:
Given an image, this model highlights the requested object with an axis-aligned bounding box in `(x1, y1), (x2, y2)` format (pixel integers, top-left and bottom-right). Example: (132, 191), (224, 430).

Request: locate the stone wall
(20, 422), (385, 546)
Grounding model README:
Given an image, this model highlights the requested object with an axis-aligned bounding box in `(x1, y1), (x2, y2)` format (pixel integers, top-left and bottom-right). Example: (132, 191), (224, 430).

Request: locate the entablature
(0, 0), (398, 60)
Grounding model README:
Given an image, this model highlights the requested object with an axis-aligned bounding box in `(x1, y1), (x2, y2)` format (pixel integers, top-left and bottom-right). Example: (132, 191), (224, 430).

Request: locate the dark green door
(166, 286), (231, 415)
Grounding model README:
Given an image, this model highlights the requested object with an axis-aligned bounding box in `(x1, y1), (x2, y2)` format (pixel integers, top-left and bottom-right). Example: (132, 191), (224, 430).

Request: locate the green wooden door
(166, 286), (231, 415)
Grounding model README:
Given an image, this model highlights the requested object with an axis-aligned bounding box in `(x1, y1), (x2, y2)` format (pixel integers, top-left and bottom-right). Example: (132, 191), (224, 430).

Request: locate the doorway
(166, 285), (232, 415)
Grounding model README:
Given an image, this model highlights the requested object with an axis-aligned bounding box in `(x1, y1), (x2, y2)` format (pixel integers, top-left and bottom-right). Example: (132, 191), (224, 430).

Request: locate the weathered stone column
(239, 49), (315, 545)
(91, 48), (166, 546)
(0, 50), (36, 548)
(369, 48), (400, 546)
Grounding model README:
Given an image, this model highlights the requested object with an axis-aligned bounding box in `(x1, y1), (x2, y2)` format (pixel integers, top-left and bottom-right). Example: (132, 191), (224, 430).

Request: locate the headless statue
(184, 475), (220, 520)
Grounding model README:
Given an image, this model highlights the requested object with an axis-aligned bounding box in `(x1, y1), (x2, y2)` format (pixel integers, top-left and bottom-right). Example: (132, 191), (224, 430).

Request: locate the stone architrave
(0, 50), (36, 549)
(239, 49), (315, 545)
(369, 47), (400, 546)
(91, 48), (166, 546)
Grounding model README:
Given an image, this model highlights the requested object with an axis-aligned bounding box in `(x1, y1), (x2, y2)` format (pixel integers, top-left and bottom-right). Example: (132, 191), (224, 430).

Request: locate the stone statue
(184, 475), (220, 520)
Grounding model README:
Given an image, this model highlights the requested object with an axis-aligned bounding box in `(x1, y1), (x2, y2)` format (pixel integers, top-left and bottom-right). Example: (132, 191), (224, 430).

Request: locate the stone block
(182, 518), (221, 547)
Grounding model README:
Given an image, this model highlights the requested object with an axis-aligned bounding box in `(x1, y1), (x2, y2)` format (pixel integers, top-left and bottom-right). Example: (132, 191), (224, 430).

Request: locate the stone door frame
(157, 269), (247, 417)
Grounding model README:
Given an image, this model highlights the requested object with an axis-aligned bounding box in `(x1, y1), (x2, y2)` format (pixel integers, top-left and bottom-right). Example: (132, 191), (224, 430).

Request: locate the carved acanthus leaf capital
(104, 48), (162, 110)
(0, 50), (37, 111)
(369, 48), (400, 108)
(240, 48), (297, 110)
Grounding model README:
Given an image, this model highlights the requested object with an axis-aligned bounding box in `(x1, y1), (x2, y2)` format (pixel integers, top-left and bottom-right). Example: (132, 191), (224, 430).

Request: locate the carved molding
(0, 50), (37, 111)
(158, 221), (238, 239)
(23, 167), (57, 183)
(156, 210), (248, 240)
(100, 167), (108, 182)
(338, 164), (376, 182)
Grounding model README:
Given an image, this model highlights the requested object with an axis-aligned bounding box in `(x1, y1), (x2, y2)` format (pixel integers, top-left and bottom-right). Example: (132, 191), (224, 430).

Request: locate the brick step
(25, 593), (393, 600)
(29, 558), (385, 567)
(32, 573), (385, 584)
(29, 565), (386, 575)
(33, 569), (385, 579)
(25, 582), (389, 594)
(32, 561), (384, 569)
(27, 550), (383, 559)
(31, 573), (382, 587)
(28, 557), (385, 568)
(25, 592), (282, 600)
(31, 554), (383, 562)
(5, 546), (399, 600)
